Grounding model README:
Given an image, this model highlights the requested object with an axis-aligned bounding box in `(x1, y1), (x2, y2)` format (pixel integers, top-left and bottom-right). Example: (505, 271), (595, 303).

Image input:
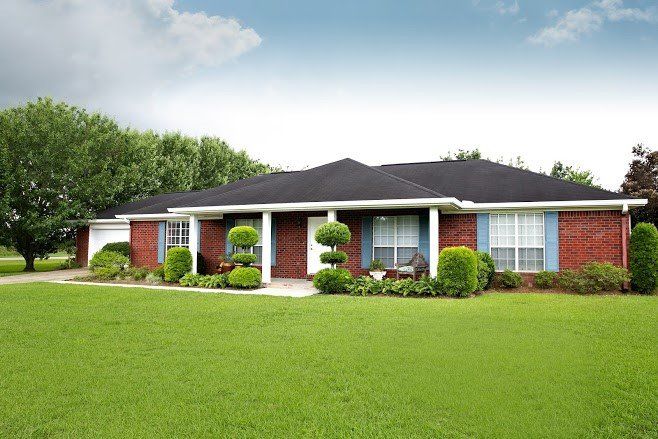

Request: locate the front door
(307, 216), (330, 274)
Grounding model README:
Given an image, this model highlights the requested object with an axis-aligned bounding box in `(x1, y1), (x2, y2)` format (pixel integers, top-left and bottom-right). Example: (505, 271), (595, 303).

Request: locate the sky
(1, 0), (657, 190)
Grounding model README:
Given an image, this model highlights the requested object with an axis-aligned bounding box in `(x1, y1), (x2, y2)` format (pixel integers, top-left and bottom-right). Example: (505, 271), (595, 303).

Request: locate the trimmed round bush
(100, 241), (130, 257)
(228, 226), (259, 249)
(228, 267), (262, 288)
(313, 268), (353, 294)
(534, 270), (557, 289)
(89, 250), (129, 274)
(499, 269), (523, 288)
(476, 251), (495, 291)
(320, 251), (348, 265)
(629, 222), (658, 294)
(164, 247), (192, 282)
(232, 253), (257, 266)
(95, 266), (122, 280)
(437, 246), (478, 297)
(315, 222), (351, 248)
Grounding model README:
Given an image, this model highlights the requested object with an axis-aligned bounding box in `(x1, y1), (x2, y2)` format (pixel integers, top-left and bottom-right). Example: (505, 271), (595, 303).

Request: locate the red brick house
(76, 158), (646, 284)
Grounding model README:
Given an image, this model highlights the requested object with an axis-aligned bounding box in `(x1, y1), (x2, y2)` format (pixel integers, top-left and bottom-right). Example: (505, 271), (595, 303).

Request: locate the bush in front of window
(320, 251), (348, 265)
(534, 270), (557, 289)
(100, 241), (130, 258)
(232, 253), (257, 266)
(228, 226), (259, 250)
(228, 267), (262, 289)
(313, 268), (353, 294)
(499, 269), (523, 288)
(437, 246), (478, 297)
(164, 247), (192, 282)
(629, 222), (658, 294)
(557, 262), (630, 294)
(476, 251), (495, 291)
(89, 250), (130, 278)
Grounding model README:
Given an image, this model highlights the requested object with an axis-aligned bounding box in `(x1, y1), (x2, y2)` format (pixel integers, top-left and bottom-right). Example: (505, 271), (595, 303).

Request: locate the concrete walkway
(55, 279), (318, 298)
(0, 268), (89, 285)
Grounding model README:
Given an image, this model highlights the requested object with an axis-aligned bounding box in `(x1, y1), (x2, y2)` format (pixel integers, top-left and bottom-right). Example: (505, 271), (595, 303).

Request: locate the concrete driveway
(0, 268), (88, 285)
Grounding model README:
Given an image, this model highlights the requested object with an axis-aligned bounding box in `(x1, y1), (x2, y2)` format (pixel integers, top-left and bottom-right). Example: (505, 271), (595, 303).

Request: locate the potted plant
(369, 259), (387, 281)
(217, 254), (234, 273)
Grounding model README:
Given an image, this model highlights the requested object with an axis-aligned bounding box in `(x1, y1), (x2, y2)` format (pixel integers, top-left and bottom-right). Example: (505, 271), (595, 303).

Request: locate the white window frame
(372, 215), (420, 269)
(233, 219), (263, 265)
(490, 212), (545, 272)
(166, 220), (190, 250)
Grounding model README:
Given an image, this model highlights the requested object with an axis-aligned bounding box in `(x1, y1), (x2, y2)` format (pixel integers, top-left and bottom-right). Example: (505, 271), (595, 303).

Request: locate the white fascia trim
(88, 218), (130, 225)
(116, 213), (189, 221)
(168, 198), (461, 214)
(457, 198), (647, 211)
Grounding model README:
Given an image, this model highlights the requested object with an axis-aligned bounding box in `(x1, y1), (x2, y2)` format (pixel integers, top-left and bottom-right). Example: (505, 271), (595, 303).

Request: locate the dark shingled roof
(96, 158), (628, 218)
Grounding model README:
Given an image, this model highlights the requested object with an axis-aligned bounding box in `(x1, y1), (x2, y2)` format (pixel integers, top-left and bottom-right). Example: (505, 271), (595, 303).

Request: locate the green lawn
(0, 284), (656, 438)
(0, 259), (64, 277)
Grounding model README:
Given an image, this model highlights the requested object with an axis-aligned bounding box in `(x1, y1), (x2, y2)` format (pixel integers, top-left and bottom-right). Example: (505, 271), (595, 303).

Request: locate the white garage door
(88, 224), (131, 263)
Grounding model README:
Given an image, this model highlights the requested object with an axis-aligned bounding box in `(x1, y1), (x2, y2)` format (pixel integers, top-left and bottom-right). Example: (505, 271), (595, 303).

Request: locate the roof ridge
(379, 159), (468, 166)
(344, 158), (446, 198)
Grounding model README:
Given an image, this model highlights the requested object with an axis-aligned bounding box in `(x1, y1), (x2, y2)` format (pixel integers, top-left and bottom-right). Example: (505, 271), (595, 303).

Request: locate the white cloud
(495, 1), (520, 16)
(0, 0), (261, 102)
(528, 0), (656, 46)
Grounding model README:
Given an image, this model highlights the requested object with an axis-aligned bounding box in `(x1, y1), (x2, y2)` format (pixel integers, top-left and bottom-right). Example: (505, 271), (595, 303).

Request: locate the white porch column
(189, 214), (198, 274)
(429, 207), (439, 278)
(261, 211), (272, 284)
(327, 209), (337, 222)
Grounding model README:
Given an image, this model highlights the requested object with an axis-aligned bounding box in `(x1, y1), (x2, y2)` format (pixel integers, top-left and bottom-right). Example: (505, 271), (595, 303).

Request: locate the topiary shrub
(437, 246), (478, 297)
(534, 270), (557, 289)
(313, 268), (353, 294)
(232, 253), (257, 266)
(315, 222), (351, 249)
(228, 226), (259, 250)
(320, 251), (348, 265)
(476, 251), (495, 291)
(164, 247), (192, 282)
(629, 222), (658, 294)
(89, 250), (129, 275)
(499, 269), (523, 288)
(228, 267), (262, 288)
(100, 241), (130, 258)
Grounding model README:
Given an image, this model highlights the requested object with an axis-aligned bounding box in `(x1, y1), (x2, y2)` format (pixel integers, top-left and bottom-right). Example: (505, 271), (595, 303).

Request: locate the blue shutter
(361, 216), (373, 268)
(225, 218), (235, 254)
(418, 212), (429, 259)
(271, 217), (277, 266)
(157, 221), (166, 264)
(476, 213), (490, 253)
(545, 211), (559, 272)
(197, 219), (201, 252)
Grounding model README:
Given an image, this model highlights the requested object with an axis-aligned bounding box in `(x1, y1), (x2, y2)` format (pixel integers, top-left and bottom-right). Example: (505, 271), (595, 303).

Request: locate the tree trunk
(23, 254), (36, 272)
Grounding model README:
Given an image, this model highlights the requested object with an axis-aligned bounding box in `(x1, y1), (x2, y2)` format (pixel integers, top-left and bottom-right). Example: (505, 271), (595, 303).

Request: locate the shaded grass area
(0, 284), (656, 438)
(0, 259), (64, 277)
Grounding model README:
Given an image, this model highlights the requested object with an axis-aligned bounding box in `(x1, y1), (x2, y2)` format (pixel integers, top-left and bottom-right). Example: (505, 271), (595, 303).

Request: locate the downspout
(621, 203), (629, 290)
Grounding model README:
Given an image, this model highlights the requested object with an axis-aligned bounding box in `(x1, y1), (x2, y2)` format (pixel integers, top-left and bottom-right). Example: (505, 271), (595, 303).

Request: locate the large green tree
(0, 98), (275, 270)
(621, 144), (658, 226)
(549, 161), (600, 188)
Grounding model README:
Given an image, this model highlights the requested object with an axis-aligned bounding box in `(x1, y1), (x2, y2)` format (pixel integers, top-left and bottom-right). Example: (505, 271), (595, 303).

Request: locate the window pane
(397, 247), (418, 265)
(374, 216), (395, 246)
(491, 247), (515, 271)
(519, 248), (544, 271)
(374, 247), (394, 269)
(490, 214), (516, 247)
(396, 215), (419, 247)
(166, 221), (189, 249)
(253, 246), (263, 265)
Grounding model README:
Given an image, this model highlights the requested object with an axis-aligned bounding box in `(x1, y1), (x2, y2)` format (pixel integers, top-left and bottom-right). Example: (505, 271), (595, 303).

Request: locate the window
(490, 213), (544, 272)
(233, 219), (263, 264)
(166, 221), (190, 250)
(373, 215), (419, 268)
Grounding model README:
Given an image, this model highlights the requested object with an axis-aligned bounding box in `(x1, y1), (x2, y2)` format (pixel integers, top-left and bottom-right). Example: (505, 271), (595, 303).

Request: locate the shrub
(629, 222), (658, 294)
(94, 266), (121, 280)
(557, 269), (589, 294)
(320, 251), (348, 265)
(164, 247), (192, 282)
(413, 275), (441, 296)
(100, 241), (130, 257)
(476, 251), (495, 291)
(146, 272), (162, 284)
(369, 259), (386, 271)
(89, 250), (129, 274)
(348, 276), (380, 296)
(534, 271), (557, 289)
(179, 273), (204, 287)
(347, 275), (441, 297)
(314, 222), (351, 248)
(228, 267), (262, 288)
(152, 265), (165, 279)
(198, 274), (229, 289)
(130, 267), (150, 281)
(499, 269), (523, 288)
(558, 262), (630, 294)
(437, 246), (478, 297)
(228, 226), (259, 250)
(232, 253), (257, 266)
(312, 268), (353, 294)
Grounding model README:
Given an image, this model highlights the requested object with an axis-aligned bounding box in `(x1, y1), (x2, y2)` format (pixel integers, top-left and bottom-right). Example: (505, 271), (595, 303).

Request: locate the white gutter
(116, 213), (189, 221)
(457, 198), (647, 212)
(88, 218), (130, 224)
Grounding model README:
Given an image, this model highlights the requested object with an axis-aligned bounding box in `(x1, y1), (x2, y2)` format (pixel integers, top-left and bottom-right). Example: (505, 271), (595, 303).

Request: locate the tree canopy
(621, 144), (658, 226)
(0, 98), (276, 269)
(549, 161), (600, 188)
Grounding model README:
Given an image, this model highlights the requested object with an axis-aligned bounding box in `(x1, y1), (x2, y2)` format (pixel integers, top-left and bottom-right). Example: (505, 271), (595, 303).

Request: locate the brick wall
(75, 226), (89, 267)
(439, 213), (477, 251)
(130, 221), (160, 269)
(200, 219), (226, 273)
(558, 210), (627, 270)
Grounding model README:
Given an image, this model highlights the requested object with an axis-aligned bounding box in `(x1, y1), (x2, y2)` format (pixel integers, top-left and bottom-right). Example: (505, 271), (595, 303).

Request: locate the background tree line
(0, 98), (277, 270)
